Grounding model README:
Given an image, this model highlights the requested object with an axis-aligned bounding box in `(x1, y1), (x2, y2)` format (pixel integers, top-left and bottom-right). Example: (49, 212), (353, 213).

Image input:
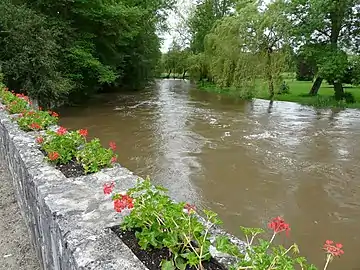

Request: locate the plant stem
(282, 245), (294, 256)
(245, 235), (250, 246)
(269, 232), (276, 244)
(323, 254), (332, 270)
(267, 244), (295, 269)
(182, 233), (200, 257)
(249, 235), (255, 245)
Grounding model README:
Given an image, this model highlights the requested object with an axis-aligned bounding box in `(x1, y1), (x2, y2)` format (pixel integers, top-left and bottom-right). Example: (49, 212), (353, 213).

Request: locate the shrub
(277, 81), (290, 95)
(76, 139), (117, 174)
(16, 110), (58, 131)
(39, 127), (87, 164)
(343, 92), (355, 104)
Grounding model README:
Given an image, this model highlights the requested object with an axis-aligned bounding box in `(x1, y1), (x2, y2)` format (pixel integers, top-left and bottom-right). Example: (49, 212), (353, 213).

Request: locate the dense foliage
(0, 0), (174, 107)
(286, 0), (360, 98)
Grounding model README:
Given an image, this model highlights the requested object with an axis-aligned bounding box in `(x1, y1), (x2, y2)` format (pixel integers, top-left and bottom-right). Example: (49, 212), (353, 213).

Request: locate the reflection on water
(59, 79), (360, 269)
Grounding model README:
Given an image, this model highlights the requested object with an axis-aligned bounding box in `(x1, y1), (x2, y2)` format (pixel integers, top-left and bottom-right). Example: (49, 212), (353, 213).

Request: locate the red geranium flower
(52, 112), (59, 117)
(184, 203), (196, 214)
(113, 194), (134, 212)
(323, 240), (344, 257)
(103, 182), (115, 195)
(109, 141), (116, 151)
(78, 129), (88, 137)
(111, 156), (117, 163)
(56, 126), (67, 135)
(268, 216), (291, 235)
(36, 136), (44, 144)
(29, 123), (41, 130)
(48, 152), (60, 161)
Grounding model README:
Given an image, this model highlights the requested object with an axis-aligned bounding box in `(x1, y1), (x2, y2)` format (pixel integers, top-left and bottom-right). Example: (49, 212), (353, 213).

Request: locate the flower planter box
(112, 228), (227, 270)
(39, 149), (85, 178)
(0, 105), (245, 270)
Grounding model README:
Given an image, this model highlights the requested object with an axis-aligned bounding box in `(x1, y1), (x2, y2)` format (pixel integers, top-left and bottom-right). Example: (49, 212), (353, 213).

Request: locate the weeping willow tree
(187, 53), (211, 81)
(205, 0), (291, 98)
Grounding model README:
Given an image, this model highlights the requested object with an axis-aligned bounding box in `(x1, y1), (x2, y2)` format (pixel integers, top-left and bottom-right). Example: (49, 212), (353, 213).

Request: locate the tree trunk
(182, 70), (187, 80)
(266, 49), (274, 99)
(267, 100), (274, 113)
(268, 78), (274, 99)
(334, 81), (344, 100)
(309, 77), (323, 95)
(166, 70), (171, 79)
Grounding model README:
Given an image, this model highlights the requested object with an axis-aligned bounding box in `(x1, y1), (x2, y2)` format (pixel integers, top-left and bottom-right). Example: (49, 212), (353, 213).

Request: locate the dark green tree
(286, 0), (360, 99)
(0, 0), (71, 106)
(0, 0), (175, 106)
(188, 0), (236, 54)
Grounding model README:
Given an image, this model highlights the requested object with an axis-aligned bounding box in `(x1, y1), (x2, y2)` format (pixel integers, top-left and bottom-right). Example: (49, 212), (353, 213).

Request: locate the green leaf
(161, 260), (175, 270)
(174, 255), (187, 270)
(215, 236), (242, 257)
(181, 252), (200, 267)
(240, 226), (264, 238)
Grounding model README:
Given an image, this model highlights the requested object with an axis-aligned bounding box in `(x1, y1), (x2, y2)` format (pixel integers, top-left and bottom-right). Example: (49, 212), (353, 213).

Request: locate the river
(59, 79), (360, 269)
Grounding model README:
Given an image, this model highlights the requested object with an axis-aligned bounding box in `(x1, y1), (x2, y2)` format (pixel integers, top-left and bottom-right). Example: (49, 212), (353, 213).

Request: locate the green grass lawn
(199, 80), (360, 109)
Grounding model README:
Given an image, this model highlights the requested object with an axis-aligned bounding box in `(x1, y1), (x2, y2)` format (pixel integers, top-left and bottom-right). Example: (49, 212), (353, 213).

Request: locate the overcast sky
(160, 0), (272, 52)
(160, 0), (191, 52)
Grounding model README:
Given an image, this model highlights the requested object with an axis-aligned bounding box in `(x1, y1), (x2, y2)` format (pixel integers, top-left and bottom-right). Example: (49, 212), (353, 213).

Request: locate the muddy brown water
(59, 79), (360, 269)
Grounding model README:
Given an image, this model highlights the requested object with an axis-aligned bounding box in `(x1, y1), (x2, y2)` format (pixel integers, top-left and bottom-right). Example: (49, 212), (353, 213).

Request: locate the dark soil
(55, 159), (85, 178)
(112, 227), (227, 270)
(40, 150), (85, 178)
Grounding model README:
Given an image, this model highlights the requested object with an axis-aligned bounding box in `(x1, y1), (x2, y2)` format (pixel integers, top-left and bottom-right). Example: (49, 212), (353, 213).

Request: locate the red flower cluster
(29, 123), (41, 130)
(109, 141), (116, 151)
(111, 156), (117, 163)
(103, 182), (115, 195)
(268, 216), (290, 235)
(15, 93), (30, 103)
(36, 136), (44, 144)
(20, 111), (35, 118)
(114, 195), (134, 213)
(78, 129), (88, 137)
(48, 111), (59, 118)
(48, 152), (60, 161)
(56, 126), (67, 135)
(184, 203), (196, 214)
(323, 240), (344, 257)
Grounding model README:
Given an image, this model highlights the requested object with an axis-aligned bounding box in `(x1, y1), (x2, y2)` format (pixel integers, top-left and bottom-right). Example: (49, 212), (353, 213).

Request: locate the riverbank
(198, 80), (360, 109)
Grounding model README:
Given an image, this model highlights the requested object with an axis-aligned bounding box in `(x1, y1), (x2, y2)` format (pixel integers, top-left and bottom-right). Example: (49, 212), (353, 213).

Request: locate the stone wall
(0, 108), (244, 270)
